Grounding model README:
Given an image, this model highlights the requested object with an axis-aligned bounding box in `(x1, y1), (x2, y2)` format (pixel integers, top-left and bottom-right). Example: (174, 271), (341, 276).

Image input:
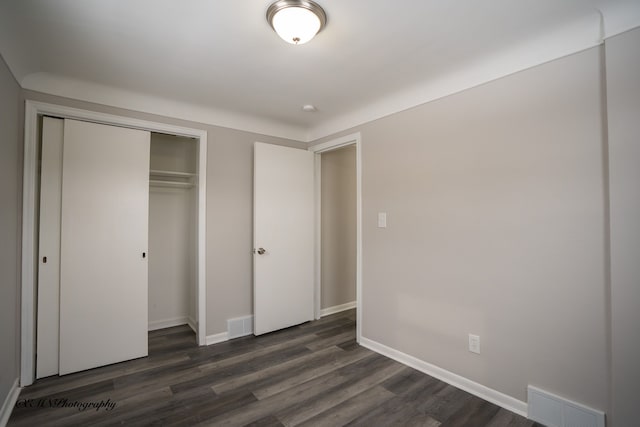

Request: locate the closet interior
(148, 132), (198, 332)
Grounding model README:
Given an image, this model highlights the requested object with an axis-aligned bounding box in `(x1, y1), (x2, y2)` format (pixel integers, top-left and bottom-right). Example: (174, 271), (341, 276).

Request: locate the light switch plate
(378, 212), (387, 228)
(469, 334), (480, 354)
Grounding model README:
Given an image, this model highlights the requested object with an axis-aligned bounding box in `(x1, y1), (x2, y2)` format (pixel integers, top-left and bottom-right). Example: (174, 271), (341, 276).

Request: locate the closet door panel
(36, 117), (64, 379)
(59, 119), (150, 375)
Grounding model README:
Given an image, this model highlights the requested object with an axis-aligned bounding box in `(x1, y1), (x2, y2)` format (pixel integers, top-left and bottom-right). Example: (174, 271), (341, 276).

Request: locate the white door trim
(21, 100), (208, 386)
(309, 132), (362, 343)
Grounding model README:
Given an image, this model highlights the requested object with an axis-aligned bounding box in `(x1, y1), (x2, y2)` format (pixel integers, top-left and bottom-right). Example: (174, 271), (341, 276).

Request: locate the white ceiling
(1, 0), (638, 141)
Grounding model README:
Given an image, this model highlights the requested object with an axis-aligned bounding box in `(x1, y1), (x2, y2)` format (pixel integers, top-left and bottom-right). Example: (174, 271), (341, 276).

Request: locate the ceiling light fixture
(267, 0), (327, 45)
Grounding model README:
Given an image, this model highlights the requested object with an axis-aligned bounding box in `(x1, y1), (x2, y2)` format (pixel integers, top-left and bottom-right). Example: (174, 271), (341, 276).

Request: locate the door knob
(254, 247), (266, 255)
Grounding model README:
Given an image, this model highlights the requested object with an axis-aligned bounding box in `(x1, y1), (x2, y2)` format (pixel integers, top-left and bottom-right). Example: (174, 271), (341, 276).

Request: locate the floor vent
(527, 386), (605, 427)
(227, 315), (253, 339)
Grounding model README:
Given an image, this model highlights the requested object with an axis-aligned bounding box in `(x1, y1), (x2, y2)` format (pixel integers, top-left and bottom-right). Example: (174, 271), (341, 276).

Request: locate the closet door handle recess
(142, 252), (146, 259)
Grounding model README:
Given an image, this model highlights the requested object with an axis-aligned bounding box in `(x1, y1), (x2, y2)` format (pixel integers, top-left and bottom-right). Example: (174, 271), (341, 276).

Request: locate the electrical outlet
(468, 334), (480, 354)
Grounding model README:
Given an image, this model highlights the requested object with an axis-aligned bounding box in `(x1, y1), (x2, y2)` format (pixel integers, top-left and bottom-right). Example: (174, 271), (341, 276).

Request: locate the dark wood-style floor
(9, 310), (541, 426)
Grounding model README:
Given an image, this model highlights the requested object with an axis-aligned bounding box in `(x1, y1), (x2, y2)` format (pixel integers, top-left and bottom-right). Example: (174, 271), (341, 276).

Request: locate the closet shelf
(149, 169), (196, 178)
(149, 169), (197, 189)
(149, 180), (195, 189)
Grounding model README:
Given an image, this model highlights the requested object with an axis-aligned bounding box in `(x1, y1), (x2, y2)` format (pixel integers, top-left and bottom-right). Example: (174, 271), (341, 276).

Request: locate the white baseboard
(359, 336), (528, 418)
(320, 301), (357, 317)
(148, 316), (191, 331)
(206, 331), (229, 346)
(187, 316), (197, 333)
(0, 378), (21, 427)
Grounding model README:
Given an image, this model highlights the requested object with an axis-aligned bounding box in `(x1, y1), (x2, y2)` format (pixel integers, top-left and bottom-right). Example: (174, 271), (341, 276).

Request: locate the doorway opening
(310, 133), (362, 342)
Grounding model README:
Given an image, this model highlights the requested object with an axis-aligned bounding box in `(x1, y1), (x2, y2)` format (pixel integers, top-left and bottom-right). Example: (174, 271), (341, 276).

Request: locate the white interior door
(59, 119), (150, 375)
(254, 143), (315, 335)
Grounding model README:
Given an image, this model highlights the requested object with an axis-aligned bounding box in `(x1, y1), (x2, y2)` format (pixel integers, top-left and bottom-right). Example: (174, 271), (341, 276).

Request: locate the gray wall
(313, 46), (611, 412)
(321, 146), (357, 309)
(605, 27), (640, 427)
(22, 89), (307, 336)
(0, 55), (21, 409)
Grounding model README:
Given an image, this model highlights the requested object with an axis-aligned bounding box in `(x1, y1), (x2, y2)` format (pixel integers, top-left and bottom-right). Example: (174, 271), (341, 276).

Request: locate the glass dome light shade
(272, 7), (321, 44)
(267, 1), (327, 45)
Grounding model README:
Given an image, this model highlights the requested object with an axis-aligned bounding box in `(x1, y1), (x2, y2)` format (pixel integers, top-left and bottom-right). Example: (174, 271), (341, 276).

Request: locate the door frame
(309, 132), (362, 343)
(20, 100), (208, 386)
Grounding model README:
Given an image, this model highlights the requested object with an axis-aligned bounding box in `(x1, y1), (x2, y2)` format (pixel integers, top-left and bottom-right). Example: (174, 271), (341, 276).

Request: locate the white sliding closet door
(59, 119), (150, 375)
(36, 117), (64, 379)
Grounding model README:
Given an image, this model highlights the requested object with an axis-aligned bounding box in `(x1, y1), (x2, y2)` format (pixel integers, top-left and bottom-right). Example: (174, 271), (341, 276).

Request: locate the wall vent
(227, 315), (253, 339)
(528, 386), (605, 427)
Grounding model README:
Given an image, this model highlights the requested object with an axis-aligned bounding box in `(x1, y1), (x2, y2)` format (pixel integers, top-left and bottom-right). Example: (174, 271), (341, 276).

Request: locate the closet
(36, 117), (198, 379)
(148, 133), (197, 332)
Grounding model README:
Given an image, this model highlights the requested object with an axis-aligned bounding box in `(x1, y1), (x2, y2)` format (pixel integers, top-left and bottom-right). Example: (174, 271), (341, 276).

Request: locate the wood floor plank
(393, 411), (443, 427)
(337, 339), (360, 351)
(251, 345), (371, 400)
(296, 384), (396, 427)
(197, 354), (388, 426)
(211, 345), (344, 394)
(440, 397), (502, 426)
(305, 329), (356, 351)
(198, 333), (318, 371)
(8, 309), (540, 427)
(20, 352), (190, 400)
(419, 384), (476, 421)
(344, 396), (425, 427)
(173, 345), (312, 395)
(274, 359), (406, 425)
(88, 387), (184, 427)
(197, 372), (350, 426)
(314, 322), (356, 338)
(244, 415), (286, 427)
(486, 408), (538, 427)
